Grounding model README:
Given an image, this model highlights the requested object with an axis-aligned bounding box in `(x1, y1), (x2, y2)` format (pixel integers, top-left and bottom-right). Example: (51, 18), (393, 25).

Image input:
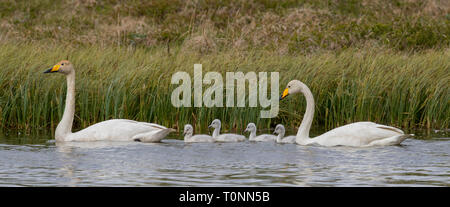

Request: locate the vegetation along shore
(0, 0), (448, 134)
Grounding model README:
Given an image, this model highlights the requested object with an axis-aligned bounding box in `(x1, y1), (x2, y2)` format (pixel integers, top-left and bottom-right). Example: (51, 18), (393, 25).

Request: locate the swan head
(183, 124), (194, 137)
(44, 60), (74, 75)
(273, 124), (285, 135)
(208, 119), (221, 129)
(280, 80), (304, 100)
(244, 123), (256, 133)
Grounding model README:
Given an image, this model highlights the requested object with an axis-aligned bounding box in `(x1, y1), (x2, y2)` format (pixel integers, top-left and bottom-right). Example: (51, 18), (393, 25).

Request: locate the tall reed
(0, 43), (448, 134)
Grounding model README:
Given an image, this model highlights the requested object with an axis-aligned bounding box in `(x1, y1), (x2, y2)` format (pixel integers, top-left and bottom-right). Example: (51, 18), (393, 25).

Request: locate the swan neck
(184, 133), (192, 140)
(55, 71), (75, 141)
(276, 132), (284, 142)
(249, 130), (256, 140)
(296, 84), (314, 143)
(212, 127), (220, 138)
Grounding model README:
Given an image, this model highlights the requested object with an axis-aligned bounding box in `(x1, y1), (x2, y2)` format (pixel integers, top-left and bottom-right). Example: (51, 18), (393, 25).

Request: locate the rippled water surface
(0, 130), (448, 186)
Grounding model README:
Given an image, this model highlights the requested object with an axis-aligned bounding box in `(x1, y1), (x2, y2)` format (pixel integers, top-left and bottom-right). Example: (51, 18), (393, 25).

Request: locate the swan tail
(132, 128), (174, 143)
(366, 134), (413, 147)
(375, 124), (405, 134)
(394, 134), (412, 144)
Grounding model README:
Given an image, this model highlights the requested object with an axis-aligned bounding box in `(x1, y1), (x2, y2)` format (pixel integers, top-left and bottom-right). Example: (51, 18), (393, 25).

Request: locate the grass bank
(0, 0), (448, 53)
(0, 43), (448, 133)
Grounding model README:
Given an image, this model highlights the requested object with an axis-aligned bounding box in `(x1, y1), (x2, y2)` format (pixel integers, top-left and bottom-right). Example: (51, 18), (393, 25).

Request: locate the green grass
(0, 0), (448, 134)
(0, 0), (448, 53)
(0, 43), (448, 133)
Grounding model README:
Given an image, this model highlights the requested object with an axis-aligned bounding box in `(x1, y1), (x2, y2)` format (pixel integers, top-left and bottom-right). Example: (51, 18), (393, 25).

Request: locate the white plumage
(44, 60), (174, 142)
(280, 80), (413, 147)
(244, 123), (277, 142)
(273, 124), (296, 144)
(183, 124), (215, 143)
(208, 119), (246, 142)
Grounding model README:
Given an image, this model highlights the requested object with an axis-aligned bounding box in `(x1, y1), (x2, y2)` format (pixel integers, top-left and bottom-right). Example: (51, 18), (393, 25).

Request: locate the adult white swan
(208, 119), (246, 142)
(183, 124), (215, 143)
(44, 60), (174, 142)
(280, 80), (412, 147)
(273, 124), (296, 144)
(244, 123), (277, 142)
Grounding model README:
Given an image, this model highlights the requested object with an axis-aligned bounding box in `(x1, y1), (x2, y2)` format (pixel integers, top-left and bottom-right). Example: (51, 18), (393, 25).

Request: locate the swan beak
(280, 88), (289, 100)
(44, 65), (60, 73)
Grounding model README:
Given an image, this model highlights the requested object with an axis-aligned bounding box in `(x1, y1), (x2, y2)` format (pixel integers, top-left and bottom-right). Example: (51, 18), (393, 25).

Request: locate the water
(0, 130), (448, 186)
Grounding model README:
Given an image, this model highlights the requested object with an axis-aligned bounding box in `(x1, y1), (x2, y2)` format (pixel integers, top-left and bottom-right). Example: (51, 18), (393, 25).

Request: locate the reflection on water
(0, 129), (448, 186)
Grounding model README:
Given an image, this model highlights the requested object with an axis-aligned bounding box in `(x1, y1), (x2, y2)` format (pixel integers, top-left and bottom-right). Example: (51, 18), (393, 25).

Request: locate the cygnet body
(273, 124), (296, 144)
(244, 123), (277, 142)
(183, 124), (215, 143)
(208, 119), (246, 142)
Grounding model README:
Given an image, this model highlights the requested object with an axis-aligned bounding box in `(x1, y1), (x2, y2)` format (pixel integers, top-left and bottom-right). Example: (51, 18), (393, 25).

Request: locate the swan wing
(185, 134), (215, 143)
(215, 134), (246, 142)
(67, 119), (172, 142)
(113, 119), (168, 130)
(364, 134), (412, 146)
(313, 122), (405, 146)
(253, 134), (277, 142)
(279, 136), (296, 144)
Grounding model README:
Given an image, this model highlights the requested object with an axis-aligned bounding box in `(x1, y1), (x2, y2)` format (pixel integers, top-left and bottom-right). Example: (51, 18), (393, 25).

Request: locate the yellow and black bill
(279, 88), (289, 100)
(43, 64), (61, 73)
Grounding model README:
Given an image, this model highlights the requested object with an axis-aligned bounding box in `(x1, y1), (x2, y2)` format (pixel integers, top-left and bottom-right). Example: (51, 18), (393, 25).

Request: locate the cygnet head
(44, 60), (74, 75)
(244, 123), (256, 133)
(183, 124), (194, 137)
(273, 124), (285, 135)
(208, 119), (221, 129)
(280, 80), (304, 100)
